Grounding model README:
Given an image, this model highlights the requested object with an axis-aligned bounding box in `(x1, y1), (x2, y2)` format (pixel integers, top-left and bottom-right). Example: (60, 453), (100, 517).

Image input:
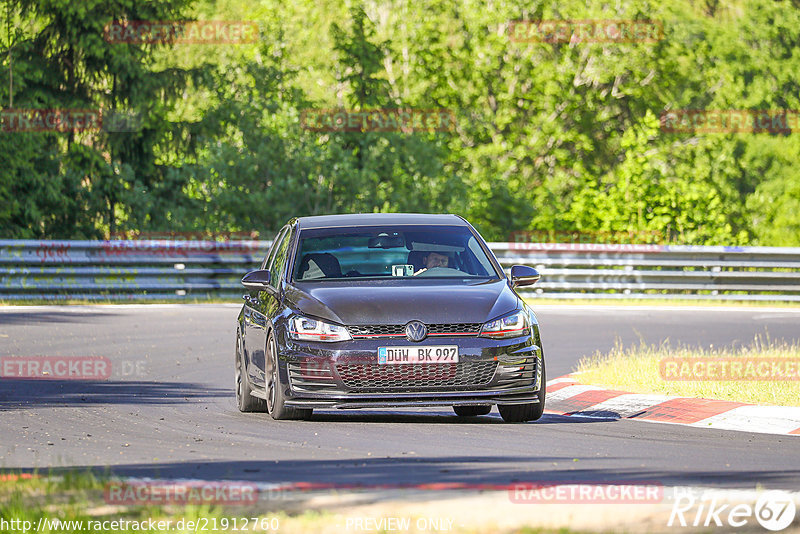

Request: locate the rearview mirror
(510, 265), (540, 288)
(368, 234), (405, 249)
(241, 269), (271, 290)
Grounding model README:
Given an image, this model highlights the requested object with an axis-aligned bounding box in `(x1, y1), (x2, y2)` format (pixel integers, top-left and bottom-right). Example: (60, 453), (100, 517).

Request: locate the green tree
(0, 0), (201, 237)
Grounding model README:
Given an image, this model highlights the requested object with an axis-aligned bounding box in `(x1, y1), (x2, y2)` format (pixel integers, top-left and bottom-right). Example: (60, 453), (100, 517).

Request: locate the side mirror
(241, 269), (271, 290)
(510, 265), (540, 288)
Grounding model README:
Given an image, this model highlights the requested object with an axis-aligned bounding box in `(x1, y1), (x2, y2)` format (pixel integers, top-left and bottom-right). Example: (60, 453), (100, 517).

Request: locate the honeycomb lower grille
(335, 361), (498, 391)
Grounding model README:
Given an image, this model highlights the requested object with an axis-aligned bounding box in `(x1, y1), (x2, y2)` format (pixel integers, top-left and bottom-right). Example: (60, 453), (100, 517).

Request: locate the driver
(414, 252), (450, 275)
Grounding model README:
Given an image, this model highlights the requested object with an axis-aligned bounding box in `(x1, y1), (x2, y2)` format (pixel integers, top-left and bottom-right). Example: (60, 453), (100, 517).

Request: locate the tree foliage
(1, 0), (799, 244)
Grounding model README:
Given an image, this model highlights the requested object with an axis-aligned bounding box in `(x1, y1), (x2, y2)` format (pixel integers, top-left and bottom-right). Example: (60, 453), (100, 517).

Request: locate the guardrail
(492, 243), (800, 301)
(0, 240), (265, 301)
(1, 240), (799, 302)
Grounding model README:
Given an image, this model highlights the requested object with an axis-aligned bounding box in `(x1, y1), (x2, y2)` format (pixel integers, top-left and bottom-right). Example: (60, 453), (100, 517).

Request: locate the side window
(262, 227), (288, 270)
(269, 227), (294, 289)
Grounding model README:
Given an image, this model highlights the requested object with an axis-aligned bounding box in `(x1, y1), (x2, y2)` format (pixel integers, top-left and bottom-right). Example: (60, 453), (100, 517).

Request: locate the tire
(266, 332), (313, 421)
(498, 357), (546, 423)
(235, 332), (266, 413)
(453, 405), (492, 417)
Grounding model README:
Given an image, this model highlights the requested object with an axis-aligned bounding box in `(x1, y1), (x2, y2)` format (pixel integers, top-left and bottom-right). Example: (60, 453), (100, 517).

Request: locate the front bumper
(283, 388), (542, 409)
(279, 333), (543, 410)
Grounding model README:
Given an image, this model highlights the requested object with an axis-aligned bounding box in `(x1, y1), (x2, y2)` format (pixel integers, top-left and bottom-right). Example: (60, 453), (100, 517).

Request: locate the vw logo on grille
(405, 321), (428, 342)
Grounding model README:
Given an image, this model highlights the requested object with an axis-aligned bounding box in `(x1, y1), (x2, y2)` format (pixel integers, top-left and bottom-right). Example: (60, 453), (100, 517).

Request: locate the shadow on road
(10, 456), (800, 491)
(0, 310), (121, 325)
(302, 411), (612, 424)
(0, 379), (228, 410)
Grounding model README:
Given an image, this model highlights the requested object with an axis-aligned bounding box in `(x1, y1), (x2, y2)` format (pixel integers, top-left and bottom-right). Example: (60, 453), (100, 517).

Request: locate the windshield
(292, 225), (499, 281)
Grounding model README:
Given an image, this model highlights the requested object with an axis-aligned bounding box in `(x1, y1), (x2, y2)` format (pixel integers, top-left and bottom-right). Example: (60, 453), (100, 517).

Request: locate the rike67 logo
(669, 489), (796, 531)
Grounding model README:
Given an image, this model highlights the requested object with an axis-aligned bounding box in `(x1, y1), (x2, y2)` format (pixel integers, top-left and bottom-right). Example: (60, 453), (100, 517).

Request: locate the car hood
(284, 279), (520, 326)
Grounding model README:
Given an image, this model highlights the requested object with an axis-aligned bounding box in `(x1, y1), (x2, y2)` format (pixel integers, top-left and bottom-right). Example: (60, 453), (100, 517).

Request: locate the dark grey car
(236, 213), (545, 422)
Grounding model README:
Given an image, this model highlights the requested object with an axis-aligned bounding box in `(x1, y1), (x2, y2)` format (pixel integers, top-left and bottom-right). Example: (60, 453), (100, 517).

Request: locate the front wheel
(498, 357), (546, 423)
(235, 333), (266, 413)
(266, 332), (313, 421)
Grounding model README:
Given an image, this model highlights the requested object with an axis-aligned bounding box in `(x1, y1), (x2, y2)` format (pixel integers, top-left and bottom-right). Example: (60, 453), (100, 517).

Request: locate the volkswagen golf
(235, 213), (546, 422)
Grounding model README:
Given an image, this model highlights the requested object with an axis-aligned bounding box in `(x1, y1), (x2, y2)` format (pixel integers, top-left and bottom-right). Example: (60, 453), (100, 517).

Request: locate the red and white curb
(545, 375), (800, 436)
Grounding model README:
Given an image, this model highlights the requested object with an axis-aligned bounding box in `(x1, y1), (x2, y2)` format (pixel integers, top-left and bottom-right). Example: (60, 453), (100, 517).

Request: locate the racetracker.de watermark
(509, 229), (664, 245)
(509, 242), (665, 253)
(108, 230), (259, 241)
(0, 357), (111, 380)
(103, 20), (258, 44)
(661, 109), (800, 134)
(508, 19), (663, 43)
(660, 358), (800, 381)
(300, 108), (455, 133)
(509, 482), (663, 503)
(105, 481), (259, 505)
(0, 356), (148, 380)
(1, 109), (99, 132)
(0, 109), (143, 133)
(100, 240), (261, 257)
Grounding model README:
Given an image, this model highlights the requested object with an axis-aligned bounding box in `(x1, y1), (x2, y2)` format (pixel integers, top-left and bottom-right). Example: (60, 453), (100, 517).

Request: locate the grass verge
(0, 471), (589, 534)
(575, 339), (800, 406)
(0, 471), (293, 534)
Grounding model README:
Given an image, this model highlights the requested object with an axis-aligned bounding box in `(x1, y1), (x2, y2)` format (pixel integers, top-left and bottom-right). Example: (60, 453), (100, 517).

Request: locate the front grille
(335, 361), (497, 391)
(348, 324), (405, 337)
(348, 323), (482, 338)
(428, 323), (482, 336)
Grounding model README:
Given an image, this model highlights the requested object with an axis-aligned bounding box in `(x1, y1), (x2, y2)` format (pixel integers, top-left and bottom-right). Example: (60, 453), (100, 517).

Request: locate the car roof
(295, 213), (466, 230)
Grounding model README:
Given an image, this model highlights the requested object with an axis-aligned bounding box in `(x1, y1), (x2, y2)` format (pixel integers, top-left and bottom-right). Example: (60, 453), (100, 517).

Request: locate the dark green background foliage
(1, 0), (798, 243)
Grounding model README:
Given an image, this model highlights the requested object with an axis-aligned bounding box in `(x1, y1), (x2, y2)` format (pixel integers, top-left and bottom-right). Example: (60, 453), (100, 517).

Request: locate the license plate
(378, 346), (459, 364)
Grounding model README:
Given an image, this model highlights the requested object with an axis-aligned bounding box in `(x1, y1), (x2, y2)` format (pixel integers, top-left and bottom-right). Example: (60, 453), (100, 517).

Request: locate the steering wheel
(413, 267), (463, 277)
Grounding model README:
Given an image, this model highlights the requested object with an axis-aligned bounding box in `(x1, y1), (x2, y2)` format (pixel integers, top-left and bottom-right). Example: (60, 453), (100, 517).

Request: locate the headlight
(289, 316), (352, 342)
(479, 311), (529, 339)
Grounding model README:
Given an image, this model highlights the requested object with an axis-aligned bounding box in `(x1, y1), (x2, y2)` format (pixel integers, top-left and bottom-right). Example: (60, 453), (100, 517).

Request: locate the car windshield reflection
(291, 225), (500, 281)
